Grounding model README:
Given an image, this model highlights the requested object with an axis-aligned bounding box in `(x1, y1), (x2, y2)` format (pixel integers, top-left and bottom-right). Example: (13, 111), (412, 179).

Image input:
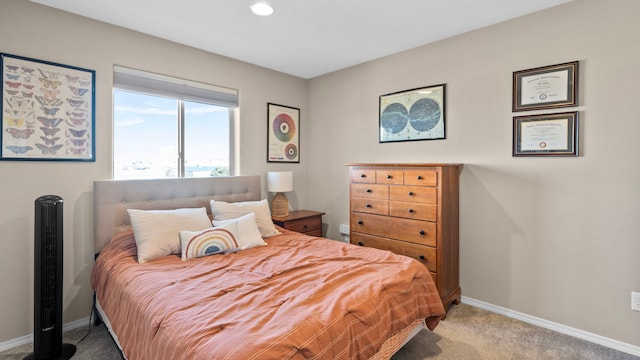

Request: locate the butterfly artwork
(5, 89), (19, 96)
(66, 147), (87, 155)
(35, 143), (63, 155)
(5, 117), (26, 127)
(78, 79), (90, 87)
(66, 118), (86, 127)
(21, 91), (33, 98)
(65, 74), (79, 83)
(6, 128), (35, 139)
(38, 77), (62, 89)
(4, 81), (21, 88)
(5, 73), (19, 80)
(68, 86), (89, 97)
(40, 88), (61, 98)
(8, 97), (33, 110)
(66, 98), (84, 107)
(40, 107), (60, 116)
(21, 67), (35, 74)
(4, 109), (26, 118)
(35, 96), (63, 107)
(67, 128), (87, 137)
(66, 111), (86, 118)
(22, 84), (34, 90)
(66, 138), (86, 147)
(5, 65), (19, 72)
(36, 116), (63, 128)
(5, 145), (32, 154)
(40, 127), (61, 136)
(38, 69), (61, 79)
(40, 136), (60, 145)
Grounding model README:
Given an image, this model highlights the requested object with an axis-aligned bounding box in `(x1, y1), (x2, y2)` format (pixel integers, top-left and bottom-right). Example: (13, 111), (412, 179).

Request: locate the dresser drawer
(282, 216), (321, 233)
(352, 233), (436, 272)
(404, 170), (437, 186)
(351, 183), (388, 199)
(389, 185), (437, 203)
(351, 212), (436, 247)
(350, 169), (376, 183)
(389, 201), (437, 221)
(376, 170), (403, 184)
(351, 198), (388, 215)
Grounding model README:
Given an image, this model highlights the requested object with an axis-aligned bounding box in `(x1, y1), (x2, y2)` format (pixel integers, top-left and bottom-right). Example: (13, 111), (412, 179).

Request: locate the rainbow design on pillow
(183, 228), (239, 260)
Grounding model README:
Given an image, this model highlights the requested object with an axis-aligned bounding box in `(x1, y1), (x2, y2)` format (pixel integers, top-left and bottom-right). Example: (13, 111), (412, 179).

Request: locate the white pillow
(179, 222), (240, 261)
(212, 212), (266, 249)
(127, 207), (212, 263)
(210, 199), (280, 237)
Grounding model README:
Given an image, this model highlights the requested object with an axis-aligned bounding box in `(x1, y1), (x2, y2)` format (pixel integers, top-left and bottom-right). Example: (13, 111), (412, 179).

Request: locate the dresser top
(345, 163), (463, 168)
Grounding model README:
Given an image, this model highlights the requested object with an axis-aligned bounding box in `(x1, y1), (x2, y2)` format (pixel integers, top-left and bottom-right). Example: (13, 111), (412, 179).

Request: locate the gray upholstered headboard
(93, 176), (261, 253)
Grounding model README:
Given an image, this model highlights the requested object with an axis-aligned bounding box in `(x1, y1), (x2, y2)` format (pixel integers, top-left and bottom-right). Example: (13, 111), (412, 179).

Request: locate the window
(112, 66), (237, 179)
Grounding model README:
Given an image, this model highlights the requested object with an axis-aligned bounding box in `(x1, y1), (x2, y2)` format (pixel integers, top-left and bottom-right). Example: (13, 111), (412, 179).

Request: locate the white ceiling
(31, 0), (570, 79)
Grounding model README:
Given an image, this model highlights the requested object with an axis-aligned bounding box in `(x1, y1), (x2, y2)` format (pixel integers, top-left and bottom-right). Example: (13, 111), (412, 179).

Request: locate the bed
(91, 176), (445, 359)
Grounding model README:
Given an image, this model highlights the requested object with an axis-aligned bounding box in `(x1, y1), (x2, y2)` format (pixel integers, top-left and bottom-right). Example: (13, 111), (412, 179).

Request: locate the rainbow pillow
(179, 223), (239, 260)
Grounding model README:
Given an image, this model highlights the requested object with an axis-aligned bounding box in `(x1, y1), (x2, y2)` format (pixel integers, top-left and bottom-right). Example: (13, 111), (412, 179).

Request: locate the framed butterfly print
(1, 53), (95, 161)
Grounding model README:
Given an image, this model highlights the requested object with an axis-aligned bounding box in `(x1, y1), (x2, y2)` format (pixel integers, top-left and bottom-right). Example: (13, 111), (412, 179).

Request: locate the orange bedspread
(91, 229), (444, 360)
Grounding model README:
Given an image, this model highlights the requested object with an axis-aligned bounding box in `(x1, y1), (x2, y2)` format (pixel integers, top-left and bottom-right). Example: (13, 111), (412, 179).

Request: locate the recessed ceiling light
(251, 3), (274, 16)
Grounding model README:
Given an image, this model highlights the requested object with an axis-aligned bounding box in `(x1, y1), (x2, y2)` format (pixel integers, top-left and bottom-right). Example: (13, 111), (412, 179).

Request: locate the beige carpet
(2, 303), (638, 360)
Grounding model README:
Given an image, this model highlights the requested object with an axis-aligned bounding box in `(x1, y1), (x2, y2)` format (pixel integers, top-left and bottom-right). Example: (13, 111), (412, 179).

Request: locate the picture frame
(379, 84), (446, 143)
(512, 61), (578, 112)
(1, 53), (95, 161)
(267, 103), (299, 163)
(512, 111), (578, 157)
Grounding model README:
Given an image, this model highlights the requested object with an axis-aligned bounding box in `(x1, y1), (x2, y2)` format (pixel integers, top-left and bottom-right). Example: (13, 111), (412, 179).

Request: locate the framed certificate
(513, 112), (578, 157)
(512, 61), (578, 112)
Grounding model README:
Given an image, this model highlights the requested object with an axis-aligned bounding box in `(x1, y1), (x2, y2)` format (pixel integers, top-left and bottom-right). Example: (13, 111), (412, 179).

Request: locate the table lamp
(267, 171), (293, 217)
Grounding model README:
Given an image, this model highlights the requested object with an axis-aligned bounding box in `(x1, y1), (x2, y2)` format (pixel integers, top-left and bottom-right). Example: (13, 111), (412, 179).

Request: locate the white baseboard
(461, 296), (640, 357)
(0, 317), (90, 353)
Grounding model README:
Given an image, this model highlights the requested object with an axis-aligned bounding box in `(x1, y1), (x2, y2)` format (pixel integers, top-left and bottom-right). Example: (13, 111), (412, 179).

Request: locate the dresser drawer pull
(366, 204), (372, 208)
(417, 175), (423, 180)
(419, 255), (426, 260)
(358, 241), (364, 246)
(366, 189), (372, 193)
(408, 208), (415, 213)
(303, 225), (308, 229)
(408, 191), (414, 196)
(419, 230), (425, 235)
(358, 220), (364, 225)
(360, 174), (366, 178)
(386, 174), (392, 179)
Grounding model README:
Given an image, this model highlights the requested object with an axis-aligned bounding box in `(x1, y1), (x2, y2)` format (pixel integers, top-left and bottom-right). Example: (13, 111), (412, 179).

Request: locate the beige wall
(308, 0), (640, 349)
(2, 0), (639, 353)
(0, 0), (308, 342)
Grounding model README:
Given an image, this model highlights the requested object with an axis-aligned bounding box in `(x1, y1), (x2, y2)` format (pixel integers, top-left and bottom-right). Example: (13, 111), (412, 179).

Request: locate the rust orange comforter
(91, 228), (444, 360)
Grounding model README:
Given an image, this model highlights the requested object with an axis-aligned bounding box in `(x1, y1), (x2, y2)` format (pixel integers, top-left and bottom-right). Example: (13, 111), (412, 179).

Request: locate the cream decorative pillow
(210, 199), (280, 237)
(212, 212), (266, 249)
(127, 207), (212, 263)
(179, 223), (239, 260)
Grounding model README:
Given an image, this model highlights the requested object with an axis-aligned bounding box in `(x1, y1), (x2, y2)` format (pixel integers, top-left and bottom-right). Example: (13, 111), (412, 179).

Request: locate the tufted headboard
(93, 176), (261, 253)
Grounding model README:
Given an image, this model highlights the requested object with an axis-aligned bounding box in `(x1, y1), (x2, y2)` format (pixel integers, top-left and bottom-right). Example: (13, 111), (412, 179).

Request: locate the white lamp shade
(267, 171), (293, 192)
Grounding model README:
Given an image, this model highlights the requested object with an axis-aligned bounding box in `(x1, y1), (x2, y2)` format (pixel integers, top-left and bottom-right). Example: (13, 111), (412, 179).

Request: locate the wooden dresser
(347, 163), (463, 311)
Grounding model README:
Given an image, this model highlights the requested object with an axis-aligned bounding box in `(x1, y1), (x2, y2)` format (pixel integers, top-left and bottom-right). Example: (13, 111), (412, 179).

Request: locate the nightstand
(271, 210), (325, 236)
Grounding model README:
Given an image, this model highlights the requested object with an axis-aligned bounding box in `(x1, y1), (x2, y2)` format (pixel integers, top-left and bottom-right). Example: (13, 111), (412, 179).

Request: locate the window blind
(113, 65), (238, 107)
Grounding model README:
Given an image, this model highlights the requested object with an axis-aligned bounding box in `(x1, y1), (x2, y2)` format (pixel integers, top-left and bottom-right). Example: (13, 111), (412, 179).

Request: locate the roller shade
(113, 65), (238, 107)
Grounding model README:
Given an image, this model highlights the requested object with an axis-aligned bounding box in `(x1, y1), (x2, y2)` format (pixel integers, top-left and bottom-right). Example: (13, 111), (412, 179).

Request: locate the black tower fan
(25, 195), (76, 360)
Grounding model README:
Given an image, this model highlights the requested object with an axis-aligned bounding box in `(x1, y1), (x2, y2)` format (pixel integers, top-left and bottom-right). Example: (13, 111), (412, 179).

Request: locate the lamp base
(271, 192), (289, 217)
